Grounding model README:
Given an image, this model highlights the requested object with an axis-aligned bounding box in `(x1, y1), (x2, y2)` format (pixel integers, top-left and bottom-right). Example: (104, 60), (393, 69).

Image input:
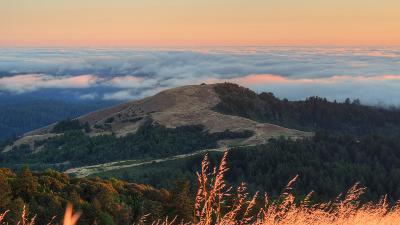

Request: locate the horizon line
(1, 44), (400, 49)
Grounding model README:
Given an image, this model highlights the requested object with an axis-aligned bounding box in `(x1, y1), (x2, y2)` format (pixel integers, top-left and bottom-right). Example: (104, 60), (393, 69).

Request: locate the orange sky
(1, 0), (400, 47)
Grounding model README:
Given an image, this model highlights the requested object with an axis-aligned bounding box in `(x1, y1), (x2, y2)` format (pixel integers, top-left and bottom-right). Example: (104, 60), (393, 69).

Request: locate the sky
(1, 2), (400, 105)
(1, 47), (400, 105)
(1, 0), (400, 46)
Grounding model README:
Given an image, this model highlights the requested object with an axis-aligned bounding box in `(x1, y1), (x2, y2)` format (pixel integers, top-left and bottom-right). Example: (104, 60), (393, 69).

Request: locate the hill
(0, 84), (310, 170)
(23, 84), (309, 144)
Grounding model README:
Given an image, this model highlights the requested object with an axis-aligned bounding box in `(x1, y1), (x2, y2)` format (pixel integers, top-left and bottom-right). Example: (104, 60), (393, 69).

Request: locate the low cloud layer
(0, 47), (400, 105)
(0, 74), (99, 94)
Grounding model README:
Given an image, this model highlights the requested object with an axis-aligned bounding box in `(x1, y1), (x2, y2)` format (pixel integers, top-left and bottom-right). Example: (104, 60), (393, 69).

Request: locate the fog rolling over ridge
(1, 46), (400, 105)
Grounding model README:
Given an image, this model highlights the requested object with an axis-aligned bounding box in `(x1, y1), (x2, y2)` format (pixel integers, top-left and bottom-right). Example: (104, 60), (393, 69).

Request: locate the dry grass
(1, 150), (400, 225)
(0, 206), (38, 225)
(62, 203), (81, 225)
(168, 150), (400, 225)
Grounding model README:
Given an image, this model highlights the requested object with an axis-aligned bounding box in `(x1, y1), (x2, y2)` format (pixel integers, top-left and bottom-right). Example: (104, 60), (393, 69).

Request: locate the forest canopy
(0, 167), (193, 224)
(214, 83), (400, 135)
(96, 133), (400, 203)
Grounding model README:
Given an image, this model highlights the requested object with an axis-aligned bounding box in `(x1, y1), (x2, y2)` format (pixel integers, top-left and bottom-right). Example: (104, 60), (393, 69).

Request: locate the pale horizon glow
(1, 0), (400, 47)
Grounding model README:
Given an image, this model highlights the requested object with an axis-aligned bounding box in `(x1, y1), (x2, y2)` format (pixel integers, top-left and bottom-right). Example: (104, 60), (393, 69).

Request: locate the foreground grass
(190, 152), (400, 225)
(2, 151), (400, 225)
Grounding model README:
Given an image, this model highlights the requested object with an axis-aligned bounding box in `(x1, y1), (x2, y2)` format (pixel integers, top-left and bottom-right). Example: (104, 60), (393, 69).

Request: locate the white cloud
(0, 74), (99, 94)
(1, 47), (400, 104)
(106, 76), (159, 89)
(107, 76), (143, 88)
(102, 86), (168, 101)
(2, 47), (399, 80)
(79, 93), (98, 100)
(103, 90), (135, 100)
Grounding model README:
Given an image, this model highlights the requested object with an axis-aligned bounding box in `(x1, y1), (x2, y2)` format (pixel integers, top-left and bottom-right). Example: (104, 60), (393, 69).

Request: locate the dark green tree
(168, 180), (194, 222)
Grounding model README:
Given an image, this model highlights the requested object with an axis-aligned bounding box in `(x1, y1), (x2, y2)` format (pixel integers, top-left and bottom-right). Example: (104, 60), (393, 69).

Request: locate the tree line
(214, 83), (400, 135)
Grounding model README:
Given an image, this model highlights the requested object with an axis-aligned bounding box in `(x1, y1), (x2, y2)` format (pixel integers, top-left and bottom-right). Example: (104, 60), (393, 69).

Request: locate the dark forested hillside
(0, 96), (116, 142)
(214, 83), (400, 135)
(98, 133), (400, 202)
(0, 167), (193, 225)
(0, 120), (253, 170)
(224, 134), (400, 202)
